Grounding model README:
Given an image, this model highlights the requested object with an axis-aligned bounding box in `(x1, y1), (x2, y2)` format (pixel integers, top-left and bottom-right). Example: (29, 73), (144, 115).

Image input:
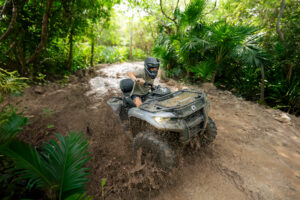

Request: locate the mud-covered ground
(6, 62), (300, 200)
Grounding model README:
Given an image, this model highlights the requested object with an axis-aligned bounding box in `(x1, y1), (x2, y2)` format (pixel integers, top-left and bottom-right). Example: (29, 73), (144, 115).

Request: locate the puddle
(86, 62), (143, 98)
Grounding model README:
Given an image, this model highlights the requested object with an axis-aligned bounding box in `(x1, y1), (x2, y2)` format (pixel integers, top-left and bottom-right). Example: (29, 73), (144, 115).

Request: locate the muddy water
(87, 62), (300, 200)
(87, 62), (143, 97)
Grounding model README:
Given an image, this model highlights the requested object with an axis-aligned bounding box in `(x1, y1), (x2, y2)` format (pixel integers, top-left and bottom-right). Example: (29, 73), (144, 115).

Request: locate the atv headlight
(153, 117), (166, 123)
(153, 117), (177, 124)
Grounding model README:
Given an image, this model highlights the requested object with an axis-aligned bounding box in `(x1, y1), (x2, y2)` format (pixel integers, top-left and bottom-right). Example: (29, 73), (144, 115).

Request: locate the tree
(0, 0), (118, 76)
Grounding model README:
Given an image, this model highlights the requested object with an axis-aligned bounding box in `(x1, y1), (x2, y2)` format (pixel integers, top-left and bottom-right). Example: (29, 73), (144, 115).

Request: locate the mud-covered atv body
(107, 79), (217, 169)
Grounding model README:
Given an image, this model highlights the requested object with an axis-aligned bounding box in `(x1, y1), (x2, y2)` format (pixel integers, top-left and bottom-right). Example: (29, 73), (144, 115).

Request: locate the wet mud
(6, 62), (300, 200)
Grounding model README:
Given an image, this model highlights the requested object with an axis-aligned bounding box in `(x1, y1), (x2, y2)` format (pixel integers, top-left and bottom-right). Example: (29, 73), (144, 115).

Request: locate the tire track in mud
(214, 163), (264, 200)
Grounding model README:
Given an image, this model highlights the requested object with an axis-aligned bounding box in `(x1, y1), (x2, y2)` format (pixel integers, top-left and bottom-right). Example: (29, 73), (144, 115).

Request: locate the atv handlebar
(136, 80), (159, 91)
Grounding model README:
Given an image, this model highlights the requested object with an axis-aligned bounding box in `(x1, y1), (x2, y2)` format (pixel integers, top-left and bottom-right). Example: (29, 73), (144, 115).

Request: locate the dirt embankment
(6, 62), (300, 200)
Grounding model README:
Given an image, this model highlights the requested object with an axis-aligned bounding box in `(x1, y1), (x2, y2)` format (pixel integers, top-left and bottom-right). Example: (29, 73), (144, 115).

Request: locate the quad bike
(107, 79), (217, 170)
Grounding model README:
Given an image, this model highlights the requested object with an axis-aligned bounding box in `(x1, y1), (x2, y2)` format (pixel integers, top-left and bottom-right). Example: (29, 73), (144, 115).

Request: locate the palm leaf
(234, 34), (267, 67)
(190, 58), (215, 80)
(1, 132), (90, 200)
(0, 106), (27, 144)
(1, 139), (51, 189)
(179, 0), (206, 27)
(181, 36), (209, 55)
(42, 132), (90, 200)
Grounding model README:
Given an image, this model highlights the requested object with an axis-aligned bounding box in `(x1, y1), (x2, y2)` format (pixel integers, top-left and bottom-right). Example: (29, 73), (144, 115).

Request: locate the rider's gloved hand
(136, 78), (145, 85)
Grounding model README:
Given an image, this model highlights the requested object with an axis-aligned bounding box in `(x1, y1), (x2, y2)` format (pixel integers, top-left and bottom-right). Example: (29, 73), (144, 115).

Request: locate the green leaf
(101, 178), (107, 188)
(0, 107), (27, 144)
(1, 132), (90, 200)
(47, 124), (55, 129)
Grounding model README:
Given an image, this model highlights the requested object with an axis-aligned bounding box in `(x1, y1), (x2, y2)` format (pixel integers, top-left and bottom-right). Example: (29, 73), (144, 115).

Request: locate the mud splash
(6, 62), (300, 200)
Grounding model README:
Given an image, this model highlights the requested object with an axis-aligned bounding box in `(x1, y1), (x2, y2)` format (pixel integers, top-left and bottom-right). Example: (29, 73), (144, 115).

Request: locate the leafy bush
(94, 46), (147, 64)
(95, 46), (128, 63)
(0, 68), (28, 97)
(0, 106), (27, 144)
(131, 48), (148, 61)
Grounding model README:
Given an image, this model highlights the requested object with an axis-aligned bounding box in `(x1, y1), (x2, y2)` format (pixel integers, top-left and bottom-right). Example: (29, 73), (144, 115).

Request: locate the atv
(107, 78), (217, 170)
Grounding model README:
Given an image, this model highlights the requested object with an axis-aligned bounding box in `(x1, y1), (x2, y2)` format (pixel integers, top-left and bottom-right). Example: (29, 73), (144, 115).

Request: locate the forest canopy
(0, 0), (299, 113)
(0, 0), (300, 199)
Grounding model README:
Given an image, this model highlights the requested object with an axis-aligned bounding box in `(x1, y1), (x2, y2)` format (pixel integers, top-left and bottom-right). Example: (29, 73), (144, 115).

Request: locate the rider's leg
(133, 96), (143, 107)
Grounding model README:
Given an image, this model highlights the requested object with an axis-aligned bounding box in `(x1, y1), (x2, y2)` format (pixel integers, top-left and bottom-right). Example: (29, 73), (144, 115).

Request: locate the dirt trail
(88, 62), (300, 200)
(7, 62), (300, 200)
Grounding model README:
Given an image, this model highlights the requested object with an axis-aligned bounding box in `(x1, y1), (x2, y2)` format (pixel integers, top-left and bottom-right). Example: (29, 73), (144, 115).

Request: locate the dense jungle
(0, 0), (299, 199)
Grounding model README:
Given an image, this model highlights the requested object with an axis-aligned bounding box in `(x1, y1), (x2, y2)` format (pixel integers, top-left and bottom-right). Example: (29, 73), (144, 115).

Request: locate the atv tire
(199, 117), (217, 147)
(133, 132), (176, 170)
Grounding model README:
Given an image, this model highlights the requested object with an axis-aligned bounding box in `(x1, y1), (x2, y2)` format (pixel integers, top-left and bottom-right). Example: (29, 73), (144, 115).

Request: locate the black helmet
(144, 57), (160, 79)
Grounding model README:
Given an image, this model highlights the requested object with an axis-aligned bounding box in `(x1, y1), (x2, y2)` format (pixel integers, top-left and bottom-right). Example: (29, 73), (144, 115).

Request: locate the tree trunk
(211, 69), (217, 83)
(26, 0), (54, 65)
(159, 0), (179, 34)
(0, 2), (17, 42)
(0, 0), (8, 17)
(5, 41), (16, 55)
(129, 10), (133, 61)
(67, 28), (74, 71)
(15, 43), (26, 76)
(260, 65), (265, 102)
(90, 39), (94, 67)
(90, 25), (95, 67)
(276, 0), (285, 45)
(286, 64), (293, 83)
(211, 50), (223, 83)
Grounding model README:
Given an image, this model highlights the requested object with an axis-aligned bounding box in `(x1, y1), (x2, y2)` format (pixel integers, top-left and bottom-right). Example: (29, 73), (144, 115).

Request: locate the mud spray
(7, 62), (300, 200)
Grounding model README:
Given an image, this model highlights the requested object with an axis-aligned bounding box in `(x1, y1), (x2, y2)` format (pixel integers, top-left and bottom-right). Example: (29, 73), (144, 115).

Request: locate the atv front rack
(139, 89), (207, 117)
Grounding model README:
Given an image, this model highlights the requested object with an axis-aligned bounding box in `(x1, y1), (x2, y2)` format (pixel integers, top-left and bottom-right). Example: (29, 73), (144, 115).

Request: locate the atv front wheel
(133, 132), (176, 170)
(199, 117), (217, 147)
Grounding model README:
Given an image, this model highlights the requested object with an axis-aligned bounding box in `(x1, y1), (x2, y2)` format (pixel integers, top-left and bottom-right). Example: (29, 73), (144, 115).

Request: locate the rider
(127, 57), (160, 107)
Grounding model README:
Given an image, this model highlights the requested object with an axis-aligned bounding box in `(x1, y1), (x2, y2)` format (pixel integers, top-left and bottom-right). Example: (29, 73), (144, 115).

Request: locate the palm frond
(190, 58), (215, 80)
(0, 68), (28, 95)
(2, 139), (50, 189)
(42, 132), (90, 200)
(0, 106), (27, 144)
(180, 36), (209, 55)
(1, 132), (90, 200)
(234, 34), (267, 67)
(180, 0), (206, 26)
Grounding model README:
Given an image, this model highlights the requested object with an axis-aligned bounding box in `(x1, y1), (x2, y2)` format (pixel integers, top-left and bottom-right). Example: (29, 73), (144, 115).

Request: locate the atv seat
(120, 79), (136, 108)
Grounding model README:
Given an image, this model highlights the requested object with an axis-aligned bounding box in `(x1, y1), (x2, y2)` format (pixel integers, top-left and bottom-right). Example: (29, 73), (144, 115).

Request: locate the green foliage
(0, 0), (120, 78)
(75, 44), (147, 64)
(97, 46), (128, 63)
(178, 0), (206, 28)
(0, 68), (28, 97)
(43, 108), (53, 118)
(101, 178), (107, 198)
(151, 0), (299, 113)
(266, 77), (300, 112)
(1, 132), (90, 200)
(0, 106), (27, 144)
